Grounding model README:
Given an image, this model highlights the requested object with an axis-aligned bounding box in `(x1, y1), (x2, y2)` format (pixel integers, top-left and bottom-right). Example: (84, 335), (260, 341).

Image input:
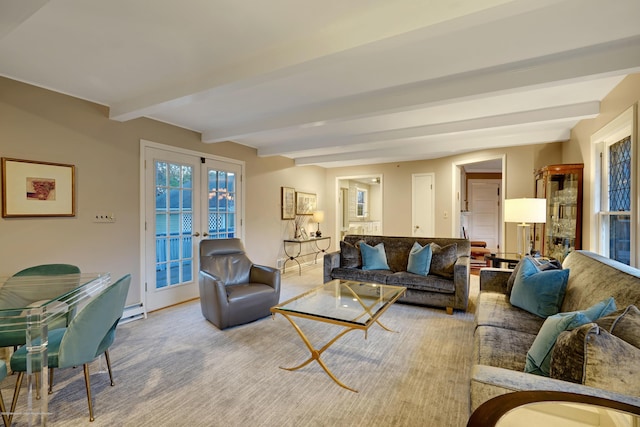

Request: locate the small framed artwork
(281, 186), (296, 220)
(295, 191), (317, 215)
(2, 158), (76, 217)
(299, 227), (309, 241)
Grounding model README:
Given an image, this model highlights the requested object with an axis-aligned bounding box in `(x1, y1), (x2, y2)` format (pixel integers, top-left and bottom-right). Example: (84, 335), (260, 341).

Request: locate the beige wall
(563, 74), (640, 251)
(0, 77), (323, 306)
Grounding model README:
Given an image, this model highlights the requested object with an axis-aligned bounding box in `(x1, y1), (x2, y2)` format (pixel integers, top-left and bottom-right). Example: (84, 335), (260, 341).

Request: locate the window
(356, 188), (367, 217)
(593, 106), (637, 266)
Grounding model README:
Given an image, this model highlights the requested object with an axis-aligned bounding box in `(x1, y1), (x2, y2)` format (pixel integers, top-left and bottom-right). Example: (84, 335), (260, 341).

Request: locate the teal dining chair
(9, 274), (131, 423)
(0, 360), (8, 427)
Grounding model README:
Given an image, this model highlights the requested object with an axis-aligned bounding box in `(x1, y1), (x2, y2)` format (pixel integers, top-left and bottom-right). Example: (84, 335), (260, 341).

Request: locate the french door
(143, 143), (242, 312)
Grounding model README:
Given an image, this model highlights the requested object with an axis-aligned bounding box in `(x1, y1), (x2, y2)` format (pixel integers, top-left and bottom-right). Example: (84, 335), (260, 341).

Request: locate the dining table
(0, 272), (111, 427)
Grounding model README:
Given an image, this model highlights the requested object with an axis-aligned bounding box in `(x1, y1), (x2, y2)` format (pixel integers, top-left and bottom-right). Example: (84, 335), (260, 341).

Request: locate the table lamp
(312, 210), (325, 237)
(504, 198), (546, 258)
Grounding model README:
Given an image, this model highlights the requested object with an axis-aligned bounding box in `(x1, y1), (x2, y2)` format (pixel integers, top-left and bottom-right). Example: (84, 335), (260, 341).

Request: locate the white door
(468, 180), (501, 251)
(143, 146), (243, 312)
(412, 173), (434, 237)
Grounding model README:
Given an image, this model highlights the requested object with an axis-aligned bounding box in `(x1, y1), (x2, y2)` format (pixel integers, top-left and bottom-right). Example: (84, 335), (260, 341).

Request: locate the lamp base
(516, 223), (532, 258)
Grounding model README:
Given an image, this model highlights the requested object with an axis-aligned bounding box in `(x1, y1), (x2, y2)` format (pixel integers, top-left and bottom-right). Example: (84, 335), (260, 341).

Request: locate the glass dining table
(0, 272), (111, 426)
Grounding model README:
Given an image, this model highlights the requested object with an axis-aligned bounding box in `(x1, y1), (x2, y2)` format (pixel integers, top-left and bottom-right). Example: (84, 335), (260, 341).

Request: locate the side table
(283, 237), (331, 275)
(484, 253), (521, 269)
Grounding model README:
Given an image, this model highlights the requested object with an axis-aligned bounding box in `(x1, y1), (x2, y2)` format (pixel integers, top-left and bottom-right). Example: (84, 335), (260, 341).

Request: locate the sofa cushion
(429, 243), (457, 279)
(330, 267), (394, 285)
(360, 242), (390, 271)
(387, 272), (455, 293)
(510, 257), (570, 318)
(550, 323), (640, 396)
(475, 292), (545, 334)
(473, 326), (536, 372)
(596, 304), (640, 348)
(339, 240), (362, 268)
(407, 242), (432, 276)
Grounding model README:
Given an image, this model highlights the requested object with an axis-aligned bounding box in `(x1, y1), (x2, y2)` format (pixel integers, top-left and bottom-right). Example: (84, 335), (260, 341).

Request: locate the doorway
(453, 156), (505, 250)
(336, 175), (383, 239)
(141, 141), (244, 313)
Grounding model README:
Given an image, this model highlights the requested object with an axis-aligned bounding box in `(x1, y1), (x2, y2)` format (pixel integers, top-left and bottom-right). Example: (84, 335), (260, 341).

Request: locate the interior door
(412, 173), (435, 237)
(468, 180), (501, 251)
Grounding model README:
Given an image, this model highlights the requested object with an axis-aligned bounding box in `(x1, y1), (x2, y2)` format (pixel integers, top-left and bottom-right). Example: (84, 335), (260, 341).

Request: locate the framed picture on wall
(295, 191), (316, 215)
(281, 186), (296, 219)
(2, 157), (76, 217)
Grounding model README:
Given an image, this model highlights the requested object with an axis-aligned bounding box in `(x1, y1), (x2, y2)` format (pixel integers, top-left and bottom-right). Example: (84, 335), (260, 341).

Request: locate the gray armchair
(198, 238), (281, 330)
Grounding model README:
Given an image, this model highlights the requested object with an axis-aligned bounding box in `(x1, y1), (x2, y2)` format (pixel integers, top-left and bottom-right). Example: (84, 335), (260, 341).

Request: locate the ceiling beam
(293, 128), (571, 166)
(258, 101), (599, 157)
(202, 36), (640, 143)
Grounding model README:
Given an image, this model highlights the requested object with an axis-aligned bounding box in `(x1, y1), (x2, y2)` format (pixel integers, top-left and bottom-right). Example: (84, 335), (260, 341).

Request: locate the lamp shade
(504, 198), (546, 224)
(312, 210), (325, 223)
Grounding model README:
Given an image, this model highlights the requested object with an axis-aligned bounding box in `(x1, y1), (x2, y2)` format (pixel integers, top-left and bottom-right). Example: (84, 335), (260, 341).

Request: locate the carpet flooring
(3, 266), (479, 427)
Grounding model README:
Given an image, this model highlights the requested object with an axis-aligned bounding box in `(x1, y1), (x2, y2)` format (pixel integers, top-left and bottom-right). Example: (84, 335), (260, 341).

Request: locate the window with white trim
(592, 105), (637, 266)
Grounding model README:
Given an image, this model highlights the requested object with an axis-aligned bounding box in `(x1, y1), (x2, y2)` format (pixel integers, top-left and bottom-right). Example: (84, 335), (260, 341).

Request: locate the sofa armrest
(323, 251), (341, 283)
(470, 364), (640, 413)
(250, 264), (281, 292)
(479, 268), (512, 294)
(453, 255), (471, 310)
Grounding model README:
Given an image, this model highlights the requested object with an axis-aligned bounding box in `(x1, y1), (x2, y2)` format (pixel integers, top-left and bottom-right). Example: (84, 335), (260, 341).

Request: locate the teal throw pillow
(525, 297), (617, 376)
(510, 257), (570, 318)
(407, 242), (432, 276)
(360, 242), (390, 271)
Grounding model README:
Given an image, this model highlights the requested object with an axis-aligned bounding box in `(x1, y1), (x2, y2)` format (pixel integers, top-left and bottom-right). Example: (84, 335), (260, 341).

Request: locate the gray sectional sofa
(323, 235), (470, 314)
(471, 250), (640, 413)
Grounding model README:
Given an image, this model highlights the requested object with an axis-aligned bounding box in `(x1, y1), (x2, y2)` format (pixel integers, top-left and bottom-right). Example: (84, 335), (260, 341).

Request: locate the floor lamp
(504, 198), (547, 258)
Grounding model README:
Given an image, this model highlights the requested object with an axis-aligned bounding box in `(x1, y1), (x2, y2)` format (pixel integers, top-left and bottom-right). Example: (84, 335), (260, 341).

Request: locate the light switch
(93, 213), (116, 223)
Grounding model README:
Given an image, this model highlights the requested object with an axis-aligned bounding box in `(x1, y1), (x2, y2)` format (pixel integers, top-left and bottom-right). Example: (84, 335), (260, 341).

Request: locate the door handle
(203, 232), (209, 237)
(193, 232), (200, 237)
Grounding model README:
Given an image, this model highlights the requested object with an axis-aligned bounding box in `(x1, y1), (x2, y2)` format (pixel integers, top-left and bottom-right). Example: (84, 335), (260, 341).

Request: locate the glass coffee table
(270, 279), (405, 392)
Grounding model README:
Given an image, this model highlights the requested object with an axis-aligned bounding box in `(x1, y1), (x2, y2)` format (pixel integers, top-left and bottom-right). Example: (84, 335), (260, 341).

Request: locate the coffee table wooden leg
(278, 313), (360, 393)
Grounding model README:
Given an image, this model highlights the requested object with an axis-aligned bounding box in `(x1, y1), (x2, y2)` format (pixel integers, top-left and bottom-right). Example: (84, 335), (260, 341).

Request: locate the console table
(283, 236), (331, 275)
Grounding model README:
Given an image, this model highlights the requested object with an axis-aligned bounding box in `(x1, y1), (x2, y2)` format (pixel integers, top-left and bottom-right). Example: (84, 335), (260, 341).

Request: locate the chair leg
(48, 367), (54, 394)
(0, 388), (9, 427)
(8, 372), (24, 426)
(104, 350), (115, 386)
(83, 364), (95, 422)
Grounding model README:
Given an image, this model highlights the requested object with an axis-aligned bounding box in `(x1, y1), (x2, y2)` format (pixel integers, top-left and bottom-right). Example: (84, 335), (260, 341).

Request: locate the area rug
(3, 266), (479, 427)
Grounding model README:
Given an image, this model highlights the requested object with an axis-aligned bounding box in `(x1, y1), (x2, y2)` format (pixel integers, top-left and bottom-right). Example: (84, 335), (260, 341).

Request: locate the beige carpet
(3, 266), (479, 427)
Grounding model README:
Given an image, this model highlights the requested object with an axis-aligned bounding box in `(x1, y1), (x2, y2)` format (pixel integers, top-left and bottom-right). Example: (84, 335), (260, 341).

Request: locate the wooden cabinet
(533, 164), (583, 262)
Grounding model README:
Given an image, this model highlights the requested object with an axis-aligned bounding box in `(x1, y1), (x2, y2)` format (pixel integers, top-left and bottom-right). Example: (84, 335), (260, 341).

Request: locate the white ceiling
(2, 0), (639, 168)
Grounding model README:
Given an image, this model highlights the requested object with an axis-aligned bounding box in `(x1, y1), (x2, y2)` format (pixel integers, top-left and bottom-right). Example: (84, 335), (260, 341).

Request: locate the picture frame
(295, 191), (317, 215)
(281, 186), (296, 220)
(2, 157), (76, 217)
(299, 227), (309, 241)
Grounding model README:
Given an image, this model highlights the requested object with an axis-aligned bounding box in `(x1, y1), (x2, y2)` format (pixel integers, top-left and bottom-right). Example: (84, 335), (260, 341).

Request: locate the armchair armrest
(323, 251), (341, 283)
(479, 267), (513, 294)
(250, 265), (281, 293)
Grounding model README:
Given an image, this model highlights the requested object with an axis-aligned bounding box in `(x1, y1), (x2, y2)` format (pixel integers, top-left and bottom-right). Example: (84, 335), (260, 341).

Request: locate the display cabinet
(532, 164), (583, 262)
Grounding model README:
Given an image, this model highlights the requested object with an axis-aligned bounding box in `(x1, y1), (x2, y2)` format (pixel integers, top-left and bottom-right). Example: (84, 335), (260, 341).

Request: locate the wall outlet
(93, 213), (116, 223)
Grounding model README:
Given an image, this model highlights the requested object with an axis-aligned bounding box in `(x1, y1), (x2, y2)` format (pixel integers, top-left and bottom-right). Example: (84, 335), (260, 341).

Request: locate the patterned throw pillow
(340, 240), (362, 268)
(429, 243), (457, 279)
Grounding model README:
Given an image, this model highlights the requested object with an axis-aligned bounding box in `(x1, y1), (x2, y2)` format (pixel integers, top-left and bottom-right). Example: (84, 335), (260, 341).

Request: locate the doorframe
(138, 139), (245, 318)
(451, 155), (506, 250)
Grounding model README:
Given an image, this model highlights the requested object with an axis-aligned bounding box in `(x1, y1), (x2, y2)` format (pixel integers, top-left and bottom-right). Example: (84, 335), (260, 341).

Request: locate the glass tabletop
(272, 279), (405, 327)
